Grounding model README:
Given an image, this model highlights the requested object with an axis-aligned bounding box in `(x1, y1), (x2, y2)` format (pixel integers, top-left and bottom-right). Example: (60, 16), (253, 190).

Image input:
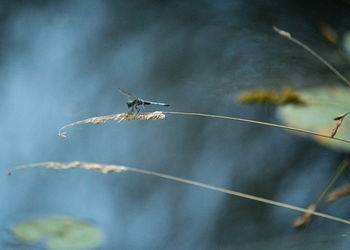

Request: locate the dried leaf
(331, 120), (343, 138)
(320, 24), (338, 44)
(293, 204), (317, 229)
(326, 184), (350, 204)
(334, 112), (350, 121)
(331, 112), (349, 138)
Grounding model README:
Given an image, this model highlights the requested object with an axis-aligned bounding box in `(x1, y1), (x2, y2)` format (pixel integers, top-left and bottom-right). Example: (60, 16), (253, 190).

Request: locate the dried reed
(273, 26), (350, 88)
(8, 161), (350, 226)
(58, 112), (165, 137)
(58, 110), (350, 145)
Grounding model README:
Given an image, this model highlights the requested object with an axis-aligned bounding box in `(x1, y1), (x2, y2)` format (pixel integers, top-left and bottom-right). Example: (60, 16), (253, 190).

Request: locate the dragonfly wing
(118, 88), (137, 101)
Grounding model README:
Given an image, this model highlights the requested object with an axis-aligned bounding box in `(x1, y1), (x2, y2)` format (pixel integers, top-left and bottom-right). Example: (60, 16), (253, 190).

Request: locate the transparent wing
(118, 88), (137, 102)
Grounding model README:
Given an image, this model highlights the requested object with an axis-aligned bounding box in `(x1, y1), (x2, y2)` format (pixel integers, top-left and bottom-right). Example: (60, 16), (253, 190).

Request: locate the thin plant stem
(164, 111), (350, 144)
(7, 161), (350, 225)
(315, 159), (350, 206)
(126, 167), (350, 225)
(273, 26), (350, 88)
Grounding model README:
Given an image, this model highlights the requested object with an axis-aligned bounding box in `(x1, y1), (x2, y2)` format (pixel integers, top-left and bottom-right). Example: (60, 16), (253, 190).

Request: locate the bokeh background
(1, 0), (350, 249)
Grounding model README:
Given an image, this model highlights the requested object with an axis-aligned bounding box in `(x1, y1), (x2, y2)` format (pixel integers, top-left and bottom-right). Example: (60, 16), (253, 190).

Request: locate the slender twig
(58, 111), (350, 144)
(273, 26), (350, 88)
(8, 161), (350, 225)
(126, 167), (350, 225)
(316, 159), (350, 205)
(293, 159), (350, 229)
(164, 111), (350, 144)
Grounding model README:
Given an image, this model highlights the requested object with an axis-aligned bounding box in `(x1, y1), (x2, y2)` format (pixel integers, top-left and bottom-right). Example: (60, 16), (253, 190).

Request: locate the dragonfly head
(126, 101), (133, 108)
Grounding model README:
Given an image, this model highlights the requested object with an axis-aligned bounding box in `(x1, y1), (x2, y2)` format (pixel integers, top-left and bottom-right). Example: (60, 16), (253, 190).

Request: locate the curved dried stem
(164, 111), (350, 144)
(8, 161), (350, 225)
(58, 111), (350, 144)
(273, 26), (350, 88)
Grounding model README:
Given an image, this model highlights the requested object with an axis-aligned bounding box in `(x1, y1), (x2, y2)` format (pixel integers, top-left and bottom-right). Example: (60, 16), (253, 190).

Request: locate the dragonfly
(118, 88), (170, 113)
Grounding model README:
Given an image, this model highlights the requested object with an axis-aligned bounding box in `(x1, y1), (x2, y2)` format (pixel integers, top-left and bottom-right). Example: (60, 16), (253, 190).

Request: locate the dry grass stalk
(326, 183), (350, 203)
(273, 26), (350, 88)
(8, 161), (350, 226)
(331, 112), (350, 138)
(164, 112), (350, 144)
(58, 111), (165, 137)
(293, 204), (317, 229)
(58, 110), (350, 144)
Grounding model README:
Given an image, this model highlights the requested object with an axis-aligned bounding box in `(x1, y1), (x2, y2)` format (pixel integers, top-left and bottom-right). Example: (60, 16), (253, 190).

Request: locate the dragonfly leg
(129, 105), (134, 114)
(138, 104), (145, 113)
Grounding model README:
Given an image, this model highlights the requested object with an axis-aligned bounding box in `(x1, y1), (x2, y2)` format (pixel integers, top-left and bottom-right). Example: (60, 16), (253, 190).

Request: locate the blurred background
(1, 0), (350, 249)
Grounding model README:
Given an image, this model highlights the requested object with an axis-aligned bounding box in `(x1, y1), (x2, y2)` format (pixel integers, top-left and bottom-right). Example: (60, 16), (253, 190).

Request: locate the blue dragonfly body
(118, 88), (169, 113)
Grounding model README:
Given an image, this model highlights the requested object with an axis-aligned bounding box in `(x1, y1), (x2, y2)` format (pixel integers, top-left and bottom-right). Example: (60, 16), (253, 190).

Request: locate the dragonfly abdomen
(148, 101), (169, 106)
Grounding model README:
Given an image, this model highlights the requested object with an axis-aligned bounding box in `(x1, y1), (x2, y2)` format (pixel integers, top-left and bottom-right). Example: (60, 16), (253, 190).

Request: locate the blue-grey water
(1, 0), (350, 249)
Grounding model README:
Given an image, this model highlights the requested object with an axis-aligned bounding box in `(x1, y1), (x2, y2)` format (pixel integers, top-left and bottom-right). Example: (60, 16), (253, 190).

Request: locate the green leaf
(11, 216), (103, 249)
(277, 86), (350, 152)
(343, 31), (350, 55)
